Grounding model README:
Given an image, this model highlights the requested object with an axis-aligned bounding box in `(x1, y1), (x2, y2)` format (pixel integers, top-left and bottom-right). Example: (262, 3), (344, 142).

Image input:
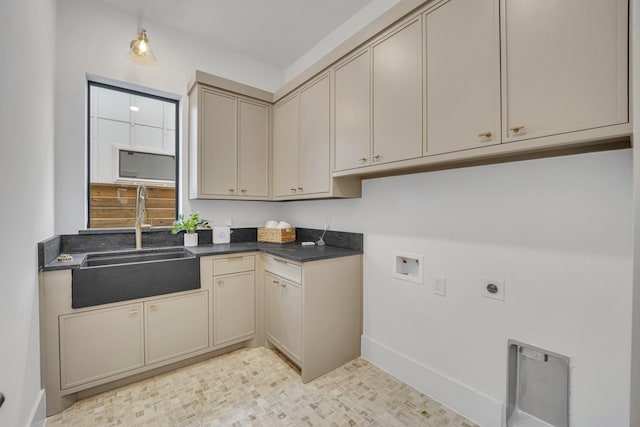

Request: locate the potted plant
(171, 212), (210, 247)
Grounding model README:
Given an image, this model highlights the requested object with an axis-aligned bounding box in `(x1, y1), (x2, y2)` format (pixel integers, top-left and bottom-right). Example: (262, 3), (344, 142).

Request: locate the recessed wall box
(392, 251), (424, 284)
(507, 340), (570, 427)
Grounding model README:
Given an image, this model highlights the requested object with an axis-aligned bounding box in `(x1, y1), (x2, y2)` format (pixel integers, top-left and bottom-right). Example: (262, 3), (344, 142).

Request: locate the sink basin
(72, 248), (200, 308)
(82, 248), (193, 267)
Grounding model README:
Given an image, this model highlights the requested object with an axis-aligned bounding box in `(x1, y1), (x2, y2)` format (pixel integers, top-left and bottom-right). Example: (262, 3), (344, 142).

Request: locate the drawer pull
(290, 188), (297, 192)
(272, 280), (280, 285)
(357, 156), (367, 161)
(297, 187), (303, 191)
(372, 154), (381, 160)
(510, 125), (525, 134)
(281, 283), (287, 288)
(218, 280), (224, 285)
(149, 305), (158, 312)
(228, 188), (235, 192)
(477, 131), (492, 138)
(241, 189), (247, 193)
(129, 309), (138, 315)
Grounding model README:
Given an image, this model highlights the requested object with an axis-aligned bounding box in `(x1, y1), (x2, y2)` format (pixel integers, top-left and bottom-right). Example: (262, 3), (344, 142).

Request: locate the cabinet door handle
(357, 156), (367, 162)
(372, 154), (380, 160)
(290, 188), (297, 192)
(272, 280), (280, 285)
(477, 131), (492, 138)
(149, 305), (158, 312)
(218, 280), (224, 285)
(280, 283), (287, 288)
(297, 187), (303, 191)
(129, 309), (138, 315)
(510, 125), (525, 134)
(228, 188), (235, 192)
(241, 189), (247, 193)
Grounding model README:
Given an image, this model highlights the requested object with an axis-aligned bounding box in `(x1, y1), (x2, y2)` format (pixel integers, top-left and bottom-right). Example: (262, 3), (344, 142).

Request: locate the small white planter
(184, 232), (198, 247)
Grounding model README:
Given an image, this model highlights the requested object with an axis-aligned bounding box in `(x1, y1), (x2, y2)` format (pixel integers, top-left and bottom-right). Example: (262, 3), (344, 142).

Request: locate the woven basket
(257, 227), (296, 243)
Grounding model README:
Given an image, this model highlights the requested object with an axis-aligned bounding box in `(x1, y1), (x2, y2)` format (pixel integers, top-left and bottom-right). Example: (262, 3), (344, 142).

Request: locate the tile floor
(46, 347), (479, 426)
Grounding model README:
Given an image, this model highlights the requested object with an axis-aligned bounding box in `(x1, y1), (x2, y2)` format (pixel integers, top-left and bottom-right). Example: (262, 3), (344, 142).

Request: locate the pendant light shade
(128, 29), (157, 67)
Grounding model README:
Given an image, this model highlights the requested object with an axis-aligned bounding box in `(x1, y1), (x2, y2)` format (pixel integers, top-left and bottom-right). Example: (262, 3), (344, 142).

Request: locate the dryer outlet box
(393, 251), (424, 284)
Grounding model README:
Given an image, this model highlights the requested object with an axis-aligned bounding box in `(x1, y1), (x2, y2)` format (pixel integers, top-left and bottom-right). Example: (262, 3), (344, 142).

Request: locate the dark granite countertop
(42, 241), (361, 271)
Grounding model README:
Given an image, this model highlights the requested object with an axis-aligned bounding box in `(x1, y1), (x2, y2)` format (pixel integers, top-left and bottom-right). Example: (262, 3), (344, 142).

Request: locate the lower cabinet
(265, 272), (301, 364)
(59, 303), (144, 389)
(58, 291), (209, 390)
(145, 292), (209, 364)
(211, 254), (257, 346)
(263, 254), (362, 383)
(213, 271), (256, 345)
(42, 251), (361, 416)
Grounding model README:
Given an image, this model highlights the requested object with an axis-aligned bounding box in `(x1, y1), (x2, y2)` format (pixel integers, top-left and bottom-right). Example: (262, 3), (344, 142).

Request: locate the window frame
(86, 80), (180, 229)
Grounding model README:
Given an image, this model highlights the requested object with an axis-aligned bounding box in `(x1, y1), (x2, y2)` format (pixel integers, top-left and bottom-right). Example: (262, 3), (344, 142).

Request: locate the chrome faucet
(135, 184), (151, 249)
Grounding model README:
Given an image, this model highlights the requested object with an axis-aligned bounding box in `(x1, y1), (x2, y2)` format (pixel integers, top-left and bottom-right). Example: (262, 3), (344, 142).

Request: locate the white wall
(283, 150), (633, 426)
(0, 0), (56, 426)
(284, 0), (402, 81)
(55, 0), (284, 233)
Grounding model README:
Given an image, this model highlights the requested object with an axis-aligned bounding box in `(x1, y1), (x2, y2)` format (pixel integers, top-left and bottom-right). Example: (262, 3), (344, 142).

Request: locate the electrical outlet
(434, 276), (446, 296)
(481, 277), (505, 301)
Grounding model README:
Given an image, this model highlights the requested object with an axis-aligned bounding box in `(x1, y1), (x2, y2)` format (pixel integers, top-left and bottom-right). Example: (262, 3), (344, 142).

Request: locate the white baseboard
(361, 335), (503, 427)
(26, 389), (46, 427)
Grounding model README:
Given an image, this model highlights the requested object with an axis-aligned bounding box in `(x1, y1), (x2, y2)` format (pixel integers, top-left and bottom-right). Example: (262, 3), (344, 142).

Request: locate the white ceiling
(96, 0), (374, 69)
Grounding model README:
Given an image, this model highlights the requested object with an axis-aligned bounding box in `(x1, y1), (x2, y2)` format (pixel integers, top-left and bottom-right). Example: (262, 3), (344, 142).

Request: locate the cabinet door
(213, 271), (255, 345)
(372, 19), (423, 164)
(201, 89), (238, 196)
(502, 0), (628, 141)
(265, 272), (283, 347)
(335, 50), (371, 171)
(265, 272), (301, 363)
(238, 100), (269, 198)
(145, 292), (209, 365)
(279, 278), (302, 363)
(273, 96), (299, 198)
(59, 303), (144, 389)
(299, 75), (331, 195)
(425, 0), (500, 155)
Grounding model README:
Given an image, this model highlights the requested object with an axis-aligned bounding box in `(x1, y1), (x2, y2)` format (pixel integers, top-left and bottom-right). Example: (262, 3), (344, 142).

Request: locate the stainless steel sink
(72, 248), (200, 308)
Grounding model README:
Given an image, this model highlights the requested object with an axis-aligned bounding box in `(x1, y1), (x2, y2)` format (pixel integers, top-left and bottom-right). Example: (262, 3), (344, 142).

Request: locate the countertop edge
(41, 242), (362, 271)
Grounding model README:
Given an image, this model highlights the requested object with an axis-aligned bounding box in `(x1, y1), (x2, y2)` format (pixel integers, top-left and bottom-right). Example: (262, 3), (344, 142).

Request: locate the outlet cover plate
(482, 277), (505, 301)
(434, 276), (446, 296)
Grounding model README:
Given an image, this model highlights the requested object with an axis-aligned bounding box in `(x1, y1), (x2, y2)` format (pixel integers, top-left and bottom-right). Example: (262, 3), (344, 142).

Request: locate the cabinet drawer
(213, 255), (255, 275)
(264, 256), (302, 284)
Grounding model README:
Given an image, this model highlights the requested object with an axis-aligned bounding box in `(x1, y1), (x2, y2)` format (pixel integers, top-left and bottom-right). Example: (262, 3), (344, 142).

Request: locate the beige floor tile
(46, 347), (479, 427)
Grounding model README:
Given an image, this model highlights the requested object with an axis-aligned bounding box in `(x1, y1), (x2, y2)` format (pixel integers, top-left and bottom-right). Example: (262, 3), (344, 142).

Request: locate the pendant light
(128, 29), (157, 67)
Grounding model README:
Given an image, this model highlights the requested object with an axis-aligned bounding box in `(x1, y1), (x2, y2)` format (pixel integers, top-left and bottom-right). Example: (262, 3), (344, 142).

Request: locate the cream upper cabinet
(299, 75), (331, 195)
(145, 292), (209, 365)
(273, 73), (355, 200)
(425, 0), (500, 155)
(501, 0), (628, 142)
(200, 89), (237, 197)
(273, 95), (300, 198)
(334, 49), (371, 171)
(189, 84), (270, 200)
(238, 100), (269, 197)
(372, 18), (423, 165)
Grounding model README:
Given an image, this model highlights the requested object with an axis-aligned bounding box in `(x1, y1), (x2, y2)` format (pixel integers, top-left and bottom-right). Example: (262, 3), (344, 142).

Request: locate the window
(87, 81), (179, 228)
